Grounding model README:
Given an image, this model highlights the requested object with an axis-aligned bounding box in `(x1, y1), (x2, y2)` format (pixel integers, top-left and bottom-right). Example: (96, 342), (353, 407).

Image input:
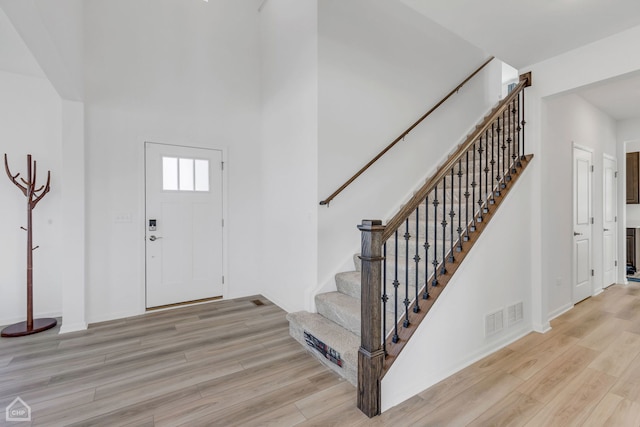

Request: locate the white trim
(602, 154), (618, 290)
(548, 302), (574, 321)
(59, 321), (88, 334)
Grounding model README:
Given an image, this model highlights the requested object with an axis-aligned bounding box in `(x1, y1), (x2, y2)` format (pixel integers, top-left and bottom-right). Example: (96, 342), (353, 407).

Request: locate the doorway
(145, 142), (224, 309)
(573, 145), (593, 304)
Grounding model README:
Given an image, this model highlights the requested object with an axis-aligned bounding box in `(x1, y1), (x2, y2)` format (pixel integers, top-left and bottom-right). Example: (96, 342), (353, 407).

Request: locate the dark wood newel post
(357, 219), (385, 417)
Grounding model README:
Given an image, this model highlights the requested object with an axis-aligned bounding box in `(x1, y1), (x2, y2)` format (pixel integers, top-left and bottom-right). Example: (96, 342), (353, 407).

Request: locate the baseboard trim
(548, 303), (574, 321)
(59, 321), (88, 334)
(0, 311), (62, 329)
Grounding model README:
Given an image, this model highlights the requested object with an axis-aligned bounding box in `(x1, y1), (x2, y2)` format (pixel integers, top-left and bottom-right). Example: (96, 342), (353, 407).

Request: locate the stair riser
(287, 315), (357, 386)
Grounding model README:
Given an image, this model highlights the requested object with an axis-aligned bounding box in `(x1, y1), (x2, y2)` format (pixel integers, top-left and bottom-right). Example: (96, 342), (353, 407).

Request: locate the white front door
(603, 155), (618, 288)
(145, 142), (223, 308)
(573, 146), (593, 304)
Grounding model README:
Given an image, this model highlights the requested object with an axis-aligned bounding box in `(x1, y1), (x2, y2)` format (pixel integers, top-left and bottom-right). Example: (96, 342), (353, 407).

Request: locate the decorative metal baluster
(501, 110), (507, 188)
(441, 177), (447, 275)
(516, 94), (522, 168)
(470, 144), (477, 232)
(511, 100), (518, 174)
(483, 129), (489, 214)
(495, 116), (502, 196)
(414, 208), (420, 313)
(382, 242), (388, 355)
(448, 169), (455, 262)
(457, 159), (463, 251)
(490, 122), (496, 204)
(506, 103), (512, 182)
(521, 89), (527, 160)
(432, 186), (439, 286)
(423, 196), (430, 299)
(392, 230), (399, 343)
(477, 138), (484, 223)
(464, 151), (470, 241)
(403, 220), (410, 328)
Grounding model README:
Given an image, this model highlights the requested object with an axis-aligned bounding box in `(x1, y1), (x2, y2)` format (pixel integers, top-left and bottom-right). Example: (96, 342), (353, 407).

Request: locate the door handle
(149, 235), (162, 241)
(604, 228), (610, 232)
(574, 232), (582, 236)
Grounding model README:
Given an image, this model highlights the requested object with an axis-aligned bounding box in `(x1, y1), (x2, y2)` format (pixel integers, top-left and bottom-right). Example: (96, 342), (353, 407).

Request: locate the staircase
(288, 67), (533, 417)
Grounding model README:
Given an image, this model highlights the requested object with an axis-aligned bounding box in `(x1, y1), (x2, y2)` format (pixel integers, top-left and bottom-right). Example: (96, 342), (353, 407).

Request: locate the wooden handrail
(319, 56), (495, 206)
(381, 74), (530, 241)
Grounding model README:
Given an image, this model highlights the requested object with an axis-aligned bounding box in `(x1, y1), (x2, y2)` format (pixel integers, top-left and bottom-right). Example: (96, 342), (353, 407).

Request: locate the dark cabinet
(627, 152), (639, 204)
(628, 228), (636, 269)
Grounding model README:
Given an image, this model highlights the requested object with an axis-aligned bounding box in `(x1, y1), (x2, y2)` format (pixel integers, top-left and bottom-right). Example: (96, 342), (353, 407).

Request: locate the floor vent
(251, 299), (265, 306)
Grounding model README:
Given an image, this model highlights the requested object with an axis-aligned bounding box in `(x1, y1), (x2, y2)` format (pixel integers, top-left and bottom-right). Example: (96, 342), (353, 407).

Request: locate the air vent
(251, 299), (265, 306)
(485, 309), (504, 337)
(507, 302), (524, 326)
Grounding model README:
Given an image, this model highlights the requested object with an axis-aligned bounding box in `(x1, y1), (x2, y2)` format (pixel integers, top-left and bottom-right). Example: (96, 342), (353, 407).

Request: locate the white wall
(541, 94), (617, 318)
(259, 0), (318, 312)
(317, 0), (501, 299)
(83, 0), (263, 322)
(0, 70), (62, 325)
(382, 166), (534, 411)
(525, 25), (640, 327)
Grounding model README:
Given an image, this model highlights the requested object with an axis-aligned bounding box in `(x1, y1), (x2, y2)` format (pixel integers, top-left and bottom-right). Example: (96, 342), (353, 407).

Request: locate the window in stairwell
(162, 156), (210, 192)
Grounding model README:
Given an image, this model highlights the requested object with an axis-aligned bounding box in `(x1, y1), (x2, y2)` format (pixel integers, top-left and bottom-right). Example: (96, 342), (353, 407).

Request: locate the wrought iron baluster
(441, 177), (447, 275)
(516, 94), (522, 168)
(501, 110), (507, 188)
(483, 129), (489, 214)
(470, 143), (477, 232)
(403, 220), (410, 328)
(382, 242), (387, 355)
(496, 116), (502, 196)
(423, 196), (430, 299)
(432, 186), (439, 287)
(413, 208), (420, 313)
(521, 89), (527, 160)
(506, 103), (512, 181)
(392, 230), (399, 343)
(490, 122), (496, 204)
(457, 159), (463, 251)
(477, 138), (484, 222)
(464, 151), (470, 241)
(448, 169), (455, 262)
(511, 100), (518, 174)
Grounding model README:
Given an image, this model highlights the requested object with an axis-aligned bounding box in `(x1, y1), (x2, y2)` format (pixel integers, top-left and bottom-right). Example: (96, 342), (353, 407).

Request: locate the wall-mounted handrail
(319, 56), (495, 206)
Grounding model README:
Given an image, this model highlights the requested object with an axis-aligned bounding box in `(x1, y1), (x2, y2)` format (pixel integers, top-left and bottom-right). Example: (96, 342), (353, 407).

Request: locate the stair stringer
(380, 161), (535, 412)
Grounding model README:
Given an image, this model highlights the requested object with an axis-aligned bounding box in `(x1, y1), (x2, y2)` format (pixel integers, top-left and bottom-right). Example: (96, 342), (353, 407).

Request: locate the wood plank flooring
(3, 285), (640, 425)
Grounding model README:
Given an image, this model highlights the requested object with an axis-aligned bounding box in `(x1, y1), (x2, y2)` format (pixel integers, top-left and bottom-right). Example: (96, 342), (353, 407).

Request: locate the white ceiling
(575, 72), (640, 121)
(0, 7), (43, 78)
(397, 0), (640, 70)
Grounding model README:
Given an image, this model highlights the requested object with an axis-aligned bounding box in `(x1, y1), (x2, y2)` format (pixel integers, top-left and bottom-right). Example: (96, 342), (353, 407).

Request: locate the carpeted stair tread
(316, 292), (361, 336)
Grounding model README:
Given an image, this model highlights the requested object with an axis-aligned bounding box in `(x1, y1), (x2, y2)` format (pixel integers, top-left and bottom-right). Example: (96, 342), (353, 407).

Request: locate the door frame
(602, 153), (618, 289)
(572, 143), (594, 304)
(140, 141), (228, 313)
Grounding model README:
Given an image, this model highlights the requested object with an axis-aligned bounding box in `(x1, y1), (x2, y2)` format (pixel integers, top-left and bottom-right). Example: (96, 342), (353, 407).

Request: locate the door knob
(573, 232), (582, 236)
(149, 235), (162, 241)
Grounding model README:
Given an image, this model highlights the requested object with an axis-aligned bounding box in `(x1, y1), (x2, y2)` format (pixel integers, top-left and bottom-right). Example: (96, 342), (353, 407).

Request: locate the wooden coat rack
(2, 154), (57, 337)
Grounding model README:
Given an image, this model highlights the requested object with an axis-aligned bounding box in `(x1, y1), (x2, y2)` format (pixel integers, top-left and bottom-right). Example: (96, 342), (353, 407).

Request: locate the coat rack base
(1, 318), (57, 337)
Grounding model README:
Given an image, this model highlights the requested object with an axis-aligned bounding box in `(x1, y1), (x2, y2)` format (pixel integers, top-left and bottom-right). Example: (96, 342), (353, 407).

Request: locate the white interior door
(603, 155), (618, 288)
(145, 142), (223, 308)
(573, 146), (593, 304)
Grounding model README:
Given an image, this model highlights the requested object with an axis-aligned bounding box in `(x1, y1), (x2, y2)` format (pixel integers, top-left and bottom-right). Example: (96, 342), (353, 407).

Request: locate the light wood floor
(3, 285), (640, 426)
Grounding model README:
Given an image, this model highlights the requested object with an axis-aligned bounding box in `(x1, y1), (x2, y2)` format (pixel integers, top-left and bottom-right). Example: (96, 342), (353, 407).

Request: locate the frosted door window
(162, 156), (210, 192)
